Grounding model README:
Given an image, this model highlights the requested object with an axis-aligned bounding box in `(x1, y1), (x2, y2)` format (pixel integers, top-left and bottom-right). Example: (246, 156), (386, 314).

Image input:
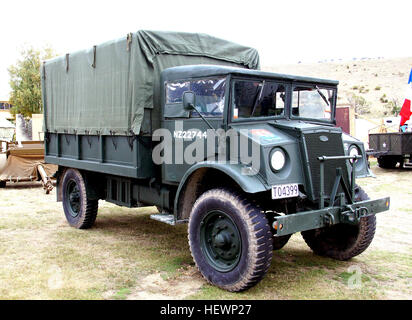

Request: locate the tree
(8, 46), (56, 118)
(347, 93), (370, 118)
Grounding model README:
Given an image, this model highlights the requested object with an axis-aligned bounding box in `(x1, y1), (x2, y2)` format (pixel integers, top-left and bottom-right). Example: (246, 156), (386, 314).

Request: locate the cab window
(232, 80), (286, 119)
(165, 77), (226, 118)
(166, 81), (190, 104)
(291, 85), (334, 121)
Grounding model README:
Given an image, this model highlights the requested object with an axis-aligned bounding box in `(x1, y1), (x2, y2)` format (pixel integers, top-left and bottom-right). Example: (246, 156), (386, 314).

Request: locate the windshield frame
(289, 83), (337, 124)
(229, 76), (290, 123)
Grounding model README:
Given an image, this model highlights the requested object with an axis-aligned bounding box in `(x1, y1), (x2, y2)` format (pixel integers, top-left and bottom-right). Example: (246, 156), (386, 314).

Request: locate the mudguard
(173, 161), (269, 216)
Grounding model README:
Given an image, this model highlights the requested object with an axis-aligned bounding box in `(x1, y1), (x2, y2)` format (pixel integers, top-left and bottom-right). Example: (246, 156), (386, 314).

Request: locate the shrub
(380, 94), (388, 103)
(385, 98), (401, 116)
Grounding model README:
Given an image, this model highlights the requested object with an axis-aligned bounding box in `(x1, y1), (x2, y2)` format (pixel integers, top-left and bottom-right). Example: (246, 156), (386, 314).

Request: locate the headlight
(349, 145), (360, 163)
(344, 143), (350, 151)
(270, 148), (286, 172)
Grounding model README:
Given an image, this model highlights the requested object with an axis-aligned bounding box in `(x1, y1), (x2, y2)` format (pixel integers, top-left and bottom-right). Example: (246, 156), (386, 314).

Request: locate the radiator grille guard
(301, 131), (349, 202)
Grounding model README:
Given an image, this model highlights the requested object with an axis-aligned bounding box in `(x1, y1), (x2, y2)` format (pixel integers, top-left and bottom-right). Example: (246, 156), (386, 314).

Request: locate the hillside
(263, 57), (412, 118)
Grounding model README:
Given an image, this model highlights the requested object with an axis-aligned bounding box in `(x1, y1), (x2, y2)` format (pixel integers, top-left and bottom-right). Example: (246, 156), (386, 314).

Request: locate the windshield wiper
(315, 85), (329, 106)
(250, 81), (265, 117)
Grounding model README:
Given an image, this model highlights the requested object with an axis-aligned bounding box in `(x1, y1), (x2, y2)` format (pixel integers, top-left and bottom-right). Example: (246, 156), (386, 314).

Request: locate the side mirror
(183, 91), (196, 110)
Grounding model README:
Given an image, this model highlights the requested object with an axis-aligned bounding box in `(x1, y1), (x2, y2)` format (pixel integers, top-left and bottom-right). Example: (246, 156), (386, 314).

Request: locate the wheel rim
(65, 179), (81, 217)
(200, 210), (241, 272)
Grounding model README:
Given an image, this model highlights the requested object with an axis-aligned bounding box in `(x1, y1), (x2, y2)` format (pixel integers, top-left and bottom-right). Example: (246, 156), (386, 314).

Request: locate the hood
(230, 121), (295, 147)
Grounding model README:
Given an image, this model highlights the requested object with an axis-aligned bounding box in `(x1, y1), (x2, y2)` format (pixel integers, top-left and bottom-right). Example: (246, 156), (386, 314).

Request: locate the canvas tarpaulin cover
(42, 30), (260, 136)
(0, 154), (57, 182)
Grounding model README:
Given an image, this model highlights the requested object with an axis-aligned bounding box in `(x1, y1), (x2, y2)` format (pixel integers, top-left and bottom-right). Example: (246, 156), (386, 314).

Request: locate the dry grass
(0, 163), (411, 300)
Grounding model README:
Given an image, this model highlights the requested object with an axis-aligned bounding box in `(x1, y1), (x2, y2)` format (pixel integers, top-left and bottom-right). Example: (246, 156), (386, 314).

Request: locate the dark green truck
(42, 30), (390, 292)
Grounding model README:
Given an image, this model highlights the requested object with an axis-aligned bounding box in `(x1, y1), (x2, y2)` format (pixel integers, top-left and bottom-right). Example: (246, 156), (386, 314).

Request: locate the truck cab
(158, 65), (373, 219)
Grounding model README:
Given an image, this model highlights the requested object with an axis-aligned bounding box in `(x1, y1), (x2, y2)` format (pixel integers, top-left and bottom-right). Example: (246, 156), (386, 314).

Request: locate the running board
(150, 214), (176, 226)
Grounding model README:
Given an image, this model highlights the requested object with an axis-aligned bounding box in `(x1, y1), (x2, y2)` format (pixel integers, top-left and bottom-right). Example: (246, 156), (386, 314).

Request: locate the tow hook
(323, 211), (335, 226)
(341, 206), (369, 224)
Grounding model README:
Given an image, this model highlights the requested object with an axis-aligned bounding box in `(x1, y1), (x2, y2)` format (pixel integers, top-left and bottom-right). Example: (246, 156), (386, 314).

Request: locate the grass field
(0, 162), (410, 300)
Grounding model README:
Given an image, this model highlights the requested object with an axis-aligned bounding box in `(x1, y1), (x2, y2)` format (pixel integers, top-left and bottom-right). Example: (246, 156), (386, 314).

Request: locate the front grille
(302, 132), (349, 200)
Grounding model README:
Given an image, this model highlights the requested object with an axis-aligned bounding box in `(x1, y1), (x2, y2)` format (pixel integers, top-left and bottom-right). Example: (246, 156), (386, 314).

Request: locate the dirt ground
(0, 162), (410, 300)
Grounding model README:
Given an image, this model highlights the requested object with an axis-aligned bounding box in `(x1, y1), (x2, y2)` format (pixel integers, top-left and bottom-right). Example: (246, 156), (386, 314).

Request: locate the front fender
(174, 161), (269, 216)
(342, 133), (372, 178)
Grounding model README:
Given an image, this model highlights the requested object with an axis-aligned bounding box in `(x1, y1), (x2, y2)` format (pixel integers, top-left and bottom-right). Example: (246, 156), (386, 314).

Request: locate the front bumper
(273, 196), (390, 237)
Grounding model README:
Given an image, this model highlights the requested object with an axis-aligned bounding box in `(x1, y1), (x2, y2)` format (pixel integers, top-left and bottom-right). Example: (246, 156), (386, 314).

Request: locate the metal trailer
(42, 31), (390, 292)
(368, 132), (412, 168)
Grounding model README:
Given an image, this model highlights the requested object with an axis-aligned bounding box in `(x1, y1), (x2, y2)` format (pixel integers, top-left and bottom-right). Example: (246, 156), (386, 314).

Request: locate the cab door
(158, 77), (228, 184)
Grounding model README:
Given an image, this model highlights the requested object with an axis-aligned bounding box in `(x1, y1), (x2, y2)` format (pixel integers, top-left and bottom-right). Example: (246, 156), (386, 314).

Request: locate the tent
(0, 117), (14, 141)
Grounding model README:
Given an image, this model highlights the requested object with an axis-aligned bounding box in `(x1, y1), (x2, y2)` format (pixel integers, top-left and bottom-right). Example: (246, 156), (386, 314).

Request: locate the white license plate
(272, 183), (299, 199)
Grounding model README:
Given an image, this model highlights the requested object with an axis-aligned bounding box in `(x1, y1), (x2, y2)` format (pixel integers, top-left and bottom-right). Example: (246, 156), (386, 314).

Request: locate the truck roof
(162, 65), (339, 86)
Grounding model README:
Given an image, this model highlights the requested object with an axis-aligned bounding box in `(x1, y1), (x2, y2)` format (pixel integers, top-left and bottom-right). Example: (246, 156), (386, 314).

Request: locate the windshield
(292, 85), (335, 121)
(232, 80), (287, 119)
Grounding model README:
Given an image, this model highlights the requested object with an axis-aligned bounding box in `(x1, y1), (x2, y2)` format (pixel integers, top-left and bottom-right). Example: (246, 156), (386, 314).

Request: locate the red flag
(399, 68), (412, 127)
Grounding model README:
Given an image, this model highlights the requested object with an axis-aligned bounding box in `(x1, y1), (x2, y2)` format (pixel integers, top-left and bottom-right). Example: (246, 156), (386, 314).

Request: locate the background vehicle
(369, 130), (412, 168)
(42, 30), (390, 291)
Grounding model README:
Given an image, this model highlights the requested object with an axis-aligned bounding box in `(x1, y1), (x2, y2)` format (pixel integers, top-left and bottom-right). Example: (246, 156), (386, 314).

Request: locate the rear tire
(301, 185), (376, 260)
(0, 181), (6, 188)
(188, 188), (273, 292)
(61, 168), (98, 229)
(377, 156), (397, 169)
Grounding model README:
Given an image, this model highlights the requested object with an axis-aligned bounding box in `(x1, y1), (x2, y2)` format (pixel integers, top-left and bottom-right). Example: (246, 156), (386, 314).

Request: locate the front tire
(301, 185), (376, 260)
(61, 168), (98, 229)
(188, 188), (273, 292)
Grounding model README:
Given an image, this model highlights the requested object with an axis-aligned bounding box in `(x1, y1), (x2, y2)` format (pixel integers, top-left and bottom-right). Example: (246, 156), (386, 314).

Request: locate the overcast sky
(1, 0), (411, 100)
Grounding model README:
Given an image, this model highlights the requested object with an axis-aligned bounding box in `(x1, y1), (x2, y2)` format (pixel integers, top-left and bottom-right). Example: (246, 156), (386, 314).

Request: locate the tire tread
(188, 188), (273, 292)
(301, 185), (376, 260)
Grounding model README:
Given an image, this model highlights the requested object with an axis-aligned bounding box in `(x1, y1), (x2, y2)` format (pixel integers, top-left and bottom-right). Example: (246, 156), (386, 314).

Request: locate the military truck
(42, 30), (390, 292)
